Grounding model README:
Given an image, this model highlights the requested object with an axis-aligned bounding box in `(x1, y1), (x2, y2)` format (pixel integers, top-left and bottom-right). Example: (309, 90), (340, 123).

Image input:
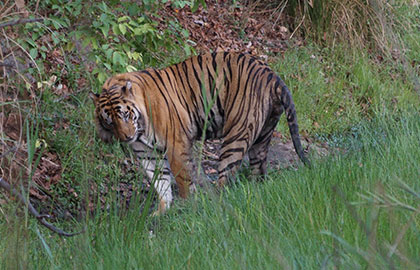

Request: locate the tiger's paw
(152, 197), (171, 216)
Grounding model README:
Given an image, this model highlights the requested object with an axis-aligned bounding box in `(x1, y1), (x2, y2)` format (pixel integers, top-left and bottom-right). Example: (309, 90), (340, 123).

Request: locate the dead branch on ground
(0, 18), (43, 29)
(0, 177), (84, 237)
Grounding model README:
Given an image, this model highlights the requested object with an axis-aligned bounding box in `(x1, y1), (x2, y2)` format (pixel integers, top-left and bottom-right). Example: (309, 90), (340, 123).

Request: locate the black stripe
(212, 53), (218, 72)
(222, 147), (244, 154)
(219, 160), (242, 174)
(142, 70), (171, 110)
(223, 52), (229, 61)
(207, 68), (215, 96)
(197, 55), (203, 69)
(216, 95), (224, 119)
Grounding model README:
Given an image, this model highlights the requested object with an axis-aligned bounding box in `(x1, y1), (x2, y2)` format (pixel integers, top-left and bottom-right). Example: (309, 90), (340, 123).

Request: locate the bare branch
(0, 62), (13, 67)
(0, 145), (17, 158)
(0, 177), (84, 237)
(0, 18), (43, 29)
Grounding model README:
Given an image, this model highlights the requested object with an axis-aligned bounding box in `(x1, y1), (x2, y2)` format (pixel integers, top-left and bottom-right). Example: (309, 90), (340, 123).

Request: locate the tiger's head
(90, 78), (145, 144)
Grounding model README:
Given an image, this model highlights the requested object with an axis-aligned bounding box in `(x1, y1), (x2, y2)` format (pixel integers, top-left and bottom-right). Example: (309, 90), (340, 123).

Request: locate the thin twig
(0, 18), (43, 29)
(0, 177), (84, 237)
(0, 145), (17, 158)
(5, 31), (41, 75)
(0, 2), (14, 18)
(0, 62), (13, 67)
(0, 0), (11, 14)
(35, 0), (41, 14)
(290, 14), (305, 39)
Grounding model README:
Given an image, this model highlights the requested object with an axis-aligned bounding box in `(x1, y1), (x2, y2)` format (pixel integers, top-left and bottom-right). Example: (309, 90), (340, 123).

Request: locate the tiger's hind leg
(248, 129), (275, 179)
(248, 106), (284, 179)
(217, 134), (251, 188)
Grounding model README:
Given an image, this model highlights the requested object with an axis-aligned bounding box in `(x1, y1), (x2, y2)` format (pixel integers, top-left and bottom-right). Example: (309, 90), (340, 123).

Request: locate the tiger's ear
(89, 92), (99, 104)
(122, 81), (133, 96)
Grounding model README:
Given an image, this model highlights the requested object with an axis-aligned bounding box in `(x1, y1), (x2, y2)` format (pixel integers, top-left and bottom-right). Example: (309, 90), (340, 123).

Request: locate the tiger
(90, 52), (310, 215)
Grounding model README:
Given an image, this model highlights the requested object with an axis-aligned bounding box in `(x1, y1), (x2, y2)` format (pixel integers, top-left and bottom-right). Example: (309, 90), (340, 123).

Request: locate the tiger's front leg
(130, 140), (173, 216)
(166, 139), (195, 200)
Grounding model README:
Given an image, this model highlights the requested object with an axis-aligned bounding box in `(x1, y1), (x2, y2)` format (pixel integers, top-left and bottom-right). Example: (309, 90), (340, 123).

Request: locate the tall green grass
(2, 110), (419, 269)
(273, 45), (420, 136)
(1, 40), (420, 270)
(282, 0), (419, 57)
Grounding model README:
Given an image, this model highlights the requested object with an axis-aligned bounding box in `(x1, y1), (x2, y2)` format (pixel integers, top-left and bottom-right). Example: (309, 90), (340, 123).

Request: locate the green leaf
(105, 48), (113, 59)
(100, 25), (110, 37)
(100, 14), (108, 23)
(51, 35), (60, 45)
(126, 4), (141, 16)
(119, 24), (127, 35)
(65, 41), (75, 51)
(51, 19), (62, 30)
(100, 2), (109, 13)
(122, 44), (130, 52)
(126, 65), (137, 72)
(191, 0), (206, 12)
(91, 38), (99, 50)
(132, 52), (142, 61)
(117, 16), (130, 23)
(112, 24), (120, 35)
(26, 38), (37, 47)
(184, 45), (191, 56)
(133, 24), (154, 35)
(98, 72), (106, 83)
(94, 55), (101, 63)
(133, 28), (144, 35)
(82, 37), (92, 48)
(112, 51), (122, 65)
(93, 20), (101, 28)
(92, 67), (99, 75)
(55, 18), (68, 28)
(74, 30), (84, 40)
(29, 48), (38, 59)
(129, 20), (139, 27)
(181, 29), (189, 38)
(125, 23), (134, 31)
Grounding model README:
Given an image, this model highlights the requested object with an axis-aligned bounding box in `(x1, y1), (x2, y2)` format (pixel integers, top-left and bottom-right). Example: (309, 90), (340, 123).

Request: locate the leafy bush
(73, 2), (192, 82)
(17, 0), (196, 83)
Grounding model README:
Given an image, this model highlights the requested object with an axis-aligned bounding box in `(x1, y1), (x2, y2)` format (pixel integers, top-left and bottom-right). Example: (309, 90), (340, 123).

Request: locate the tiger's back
(91, 52), (308, 214)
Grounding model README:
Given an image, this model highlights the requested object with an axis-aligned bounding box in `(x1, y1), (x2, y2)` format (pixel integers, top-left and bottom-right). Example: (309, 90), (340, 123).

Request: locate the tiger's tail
(275, 77), (311, 167)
